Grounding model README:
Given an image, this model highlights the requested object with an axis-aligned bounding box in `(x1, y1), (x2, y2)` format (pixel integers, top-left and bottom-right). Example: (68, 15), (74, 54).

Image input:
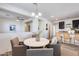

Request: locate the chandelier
(32, 3), (42, 18)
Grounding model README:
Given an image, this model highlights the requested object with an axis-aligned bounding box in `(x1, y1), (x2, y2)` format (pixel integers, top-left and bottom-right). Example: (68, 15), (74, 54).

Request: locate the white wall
(39, 20), (53, 38)
(0, 18), (24, 33)
(39, 20), (48, 38)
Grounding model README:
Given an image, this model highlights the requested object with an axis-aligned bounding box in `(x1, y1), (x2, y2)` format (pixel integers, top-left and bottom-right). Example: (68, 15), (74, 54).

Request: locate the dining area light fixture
(31, 3), (42, 18)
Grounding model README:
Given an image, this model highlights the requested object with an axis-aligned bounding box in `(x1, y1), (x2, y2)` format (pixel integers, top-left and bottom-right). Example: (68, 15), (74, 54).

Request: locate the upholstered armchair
(46, 36), (61, 56)
(10, 37), (26, 56)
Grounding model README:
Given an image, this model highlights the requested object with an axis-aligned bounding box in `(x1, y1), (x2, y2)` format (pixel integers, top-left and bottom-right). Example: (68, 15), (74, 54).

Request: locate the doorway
(24, 22), (31, 32)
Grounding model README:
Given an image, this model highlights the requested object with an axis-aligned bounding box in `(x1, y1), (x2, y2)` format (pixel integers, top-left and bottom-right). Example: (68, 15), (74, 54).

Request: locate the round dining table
(24, 38), (49, 48)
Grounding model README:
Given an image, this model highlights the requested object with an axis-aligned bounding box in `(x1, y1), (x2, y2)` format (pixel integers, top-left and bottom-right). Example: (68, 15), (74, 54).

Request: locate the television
(72, 20), (79, 29)
(59, 21), (65, 29)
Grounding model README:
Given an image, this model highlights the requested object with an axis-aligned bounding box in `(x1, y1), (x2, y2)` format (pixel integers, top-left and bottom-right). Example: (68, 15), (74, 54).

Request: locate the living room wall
(0, 18), (24, 33)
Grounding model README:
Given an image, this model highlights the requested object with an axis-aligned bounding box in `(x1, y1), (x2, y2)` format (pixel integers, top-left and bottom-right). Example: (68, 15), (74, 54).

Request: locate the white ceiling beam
(0, 4), (31, 17)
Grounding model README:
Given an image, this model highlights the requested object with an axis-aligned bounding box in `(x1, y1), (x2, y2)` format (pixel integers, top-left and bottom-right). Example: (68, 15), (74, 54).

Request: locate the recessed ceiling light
(38, 12), (42, 16)
(56, 19), (58, 20)
(32, 12), (35, 16)
(50, 16), (54, 17)
(16, 20), (19, 21)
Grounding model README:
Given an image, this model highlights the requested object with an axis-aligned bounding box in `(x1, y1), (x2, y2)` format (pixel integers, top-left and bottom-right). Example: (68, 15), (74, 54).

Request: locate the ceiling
(0, 4), (29, 20)
(1, 3), (79, 21)
(0, 9), (19, 19)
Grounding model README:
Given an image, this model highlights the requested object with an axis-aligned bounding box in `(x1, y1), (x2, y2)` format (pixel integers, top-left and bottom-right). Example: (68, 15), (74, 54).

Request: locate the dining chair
(46, 41), (61, 56)
(10, 37), (26, 56)
(26, 48), (53, 56)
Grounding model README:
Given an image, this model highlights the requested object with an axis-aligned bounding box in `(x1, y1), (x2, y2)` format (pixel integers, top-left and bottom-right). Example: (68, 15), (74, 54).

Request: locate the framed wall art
(10, 25), (16, 31)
